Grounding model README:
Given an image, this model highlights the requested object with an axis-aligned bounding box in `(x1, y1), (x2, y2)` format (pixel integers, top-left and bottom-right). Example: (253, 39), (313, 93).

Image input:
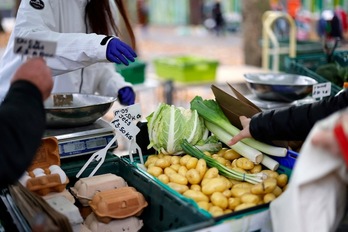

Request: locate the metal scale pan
(43, 93), (118, 158)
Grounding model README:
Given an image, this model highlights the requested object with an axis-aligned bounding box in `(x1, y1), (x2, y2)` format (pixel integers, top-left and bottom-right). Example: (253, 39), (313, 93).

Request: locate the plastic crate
(333, 51), (348, 67)
(284, 53), (343, 96)
(115, 59), (146, 85)
(153, 56), (219, 83)
(60, 154), (214, 232)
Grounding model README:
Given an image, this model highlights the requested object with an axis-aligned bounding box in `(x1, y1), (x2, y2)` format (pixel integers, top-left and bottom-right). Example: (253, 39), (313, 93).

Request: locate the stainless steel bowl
(44, 93), (117, 128)
(244, 73), (318, 102)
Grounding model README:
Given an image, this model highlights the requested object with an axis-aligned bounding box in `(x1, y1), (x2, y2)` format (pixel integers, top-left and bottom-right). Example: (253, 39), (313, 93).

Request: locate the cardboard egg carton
(89, 187), (148, 224)
(25, 137), (69, 196)
(84, 213), (143, 232)
(70, 173), (128, 207)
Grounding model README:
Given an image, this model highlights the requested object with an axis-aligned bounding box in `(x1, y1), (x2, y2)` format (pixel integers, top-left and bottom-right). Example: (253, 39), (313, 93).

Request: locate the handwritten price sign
(312, 82), (331, 99)
(111, 104), (141, 141)
(13, 37), (57, 58)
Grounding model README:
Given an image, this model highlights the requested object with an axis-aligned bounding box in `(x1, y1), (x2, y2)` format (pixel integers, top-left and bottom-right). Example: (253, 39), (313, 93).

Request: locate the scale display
(44, 119), (117, 158)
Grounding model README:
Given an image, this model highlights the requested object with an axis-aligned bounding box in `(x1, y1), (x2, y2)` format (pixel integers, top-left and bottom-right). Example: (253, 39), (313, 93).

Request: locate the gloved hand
(118, 87), (136, 106)
(106, 37), (137, 66)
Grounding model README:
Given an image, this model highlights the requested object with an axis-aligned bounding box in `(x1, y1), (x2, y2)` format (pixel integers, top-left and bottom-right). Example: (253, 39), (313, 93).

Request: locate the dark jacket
(250, 88), (348, 143)
(0, 81), (45, 188)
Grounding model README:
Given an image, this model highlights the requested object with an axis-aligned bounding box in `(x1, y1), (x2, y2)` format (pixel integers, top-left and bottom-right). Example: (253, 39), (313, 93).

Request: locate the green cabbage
(146, 103), (212, 155)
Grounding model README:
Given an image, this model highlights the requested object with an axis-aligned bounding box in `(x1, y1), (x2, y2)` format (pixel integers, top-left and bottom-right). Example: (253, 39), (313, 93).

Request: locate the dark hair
(85, 0), (136, 49)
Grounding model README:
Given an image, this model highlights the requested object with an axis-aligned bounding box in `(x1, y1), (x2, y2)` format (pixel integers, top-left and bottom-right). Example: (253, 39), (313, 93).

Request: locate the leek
(205, 121), (263, 164)
(190, 96), (287, 157)
(181, 139), (265, 184)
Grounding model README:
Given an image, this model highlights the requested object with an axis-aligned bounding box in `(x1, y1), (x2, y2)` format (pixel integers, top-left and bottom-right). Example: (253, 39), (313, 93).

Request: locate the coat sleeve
(250, 88), (348, 143)
(94, 63), (132, 97)
(12, 0), (110, 76)
(0, 81), (45, 188)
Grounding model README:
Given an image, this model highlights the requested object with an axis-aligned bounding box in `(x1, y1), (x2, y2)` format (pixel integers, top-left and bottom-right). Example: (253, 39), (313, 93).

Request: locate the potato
(155, 158), (171, 169)
(197, 201), (210, 211)
(203, 167), (219, 179)
(164, 167), (176, 176)
(216, 147), (228, 157)
(190, 184), (201, 191)
(228, 197), (241, 210)
(157, 174), (169, 184)
(251, 179), (277, 195)
(277, 173), (288, 188)
(222, 189), (232, 198)
(196, 159), (207, 178)
(250, 164), (262, 174)
(235, 203), (256, 211)
(264, 193), (276, 203)
(219, 176), (232, 189)
(223, 149), (241, 161)
(210, 192), (228, 209)
(209, 206), (224, 217)
(178, 166), (188, 177)
(186, 169), (202, 185)
(215, 157), (228, 166)
(272, 186), (283, 197)
(163, 155), (172, 163)
(241, 193), (261, 204)
(170, 164), (181, 172)
(186, 157), (198, 170)
(145, 156), (159, 167)
(262, 170), (279, 179)
(169, 173), (188, 185)
(167, 182), (189, 194)
(147, 166), (163, 177)
(224, 209), (233, 214)
(202, 178), (228, 195)
(203, 151), (212, 157)
(236, 157), (255, 170)
(183, 190), (209, 202)
(231, 187), (251, 198)
(179, 154), (192, 166)
(170, 156), (180, 165)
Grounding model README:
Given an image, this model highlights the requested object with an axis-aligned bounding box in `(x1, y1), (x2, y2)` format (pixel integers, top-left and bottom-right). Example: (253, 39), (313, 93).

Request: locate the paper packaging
(211, 83), (288, 148)
(211, 83), (260, 130)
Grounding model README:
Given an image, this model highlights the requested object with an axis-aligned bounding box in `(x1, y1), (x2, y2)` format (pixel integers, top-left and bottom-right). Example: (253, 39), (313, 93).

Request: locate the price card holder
(312, 82), (331, 100)
(111, 103), (144, 164)
(13, 37), (57, 58)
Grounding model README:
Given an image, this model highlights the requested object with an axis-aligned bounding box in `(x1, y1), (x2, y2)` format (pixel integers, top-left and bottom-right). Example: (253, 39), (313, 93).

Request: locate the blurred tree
(241, 0), (270, 67)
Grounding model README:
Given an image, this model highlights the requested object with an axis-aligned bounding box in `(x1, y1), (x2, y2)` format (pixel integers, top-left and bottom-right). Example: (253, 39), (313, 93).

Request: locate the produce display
(144, 96), (290, 217)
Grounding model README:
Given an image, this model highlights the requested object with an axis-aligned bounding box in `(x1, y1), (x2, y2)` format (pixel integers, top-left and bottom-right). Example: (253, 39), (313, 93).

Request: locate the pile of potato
(144, 148), (289, 217)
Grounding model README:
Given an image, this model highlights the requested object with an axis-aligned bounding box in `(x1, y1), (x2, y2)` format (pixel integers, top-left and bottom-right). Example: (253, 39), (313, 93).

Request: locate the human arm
(11, 1), (136, 76)
(229, 89), (348, 145)
(0, 58), (53, 188)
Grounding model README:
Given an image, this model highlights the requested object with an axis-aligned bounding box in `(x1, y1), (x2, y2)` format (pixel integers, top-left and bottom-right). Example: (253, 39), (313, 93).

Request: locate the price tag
(111, 104), (141, 141)
(312, 82), (331, 99)
(13, 37), (57, 58)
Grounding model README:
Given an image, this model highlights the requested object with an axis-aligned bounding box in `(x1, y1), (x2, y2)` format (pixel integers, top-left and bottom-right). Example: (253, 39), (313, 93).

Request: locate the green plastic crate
(115, 59), (146, 85)
(153, 56), (219, 83)
(61, 154), (214, 232)
(284, 52), (343, 96)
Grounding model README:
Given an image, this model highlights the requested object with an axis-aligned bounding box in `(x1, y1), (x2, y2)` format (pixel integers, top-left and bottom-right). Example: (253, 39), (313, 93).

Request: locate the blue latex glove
(118, 87), (135, 106)
(106, 38), (137, 66)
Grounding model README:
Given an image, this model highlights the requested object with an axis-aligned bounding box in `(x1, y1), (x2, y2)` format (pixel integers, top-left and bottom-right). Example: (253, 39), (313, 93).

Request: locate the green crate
(333, 51), (348, 67)
(284, 53), (343, 96)
(153, 56), (219, 83)
(115, 59), (146, 85)
(60, 153), (214, 232)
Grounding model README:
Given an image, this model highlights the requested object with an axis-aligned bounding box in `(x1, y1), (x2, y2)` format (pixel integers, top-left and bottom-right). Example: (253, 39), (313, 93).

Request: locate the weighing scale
(44, 118), (117, 158)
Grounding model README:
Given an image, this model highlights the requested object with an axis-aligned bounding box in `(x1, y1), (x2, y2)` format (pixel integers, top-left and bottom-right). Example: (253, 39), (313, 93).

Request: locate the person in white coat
(0, 0), (137, 106)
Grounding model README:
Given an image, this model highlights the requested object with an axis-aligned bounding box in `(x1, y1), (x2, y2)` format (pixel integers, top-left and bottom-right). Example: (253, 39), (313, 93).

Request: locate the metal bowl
(244, 73), (318, 102)
(44, 93), (117, 128)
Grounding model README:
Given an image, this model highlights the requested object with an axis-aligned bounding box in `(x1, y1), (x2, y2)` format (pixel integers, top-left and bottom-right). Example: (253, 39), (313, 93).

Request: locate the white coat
(0, 0), (132, 102)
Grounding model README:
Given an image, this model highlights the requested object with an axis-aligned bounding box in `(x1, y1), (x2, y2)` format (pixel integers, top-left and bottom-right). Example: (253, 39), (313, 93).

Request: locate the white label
(111, 104), (141, 141)
(13, 37), (57, 57)
(312, 82), (331, 99)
